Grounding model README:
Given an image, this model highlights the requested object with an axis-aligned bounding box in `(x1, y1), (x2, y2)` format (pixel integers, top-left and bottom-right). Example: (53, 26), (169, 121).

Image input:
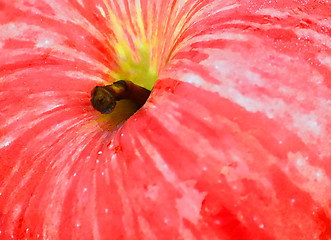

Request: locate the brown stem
(91, 80), (151, 114)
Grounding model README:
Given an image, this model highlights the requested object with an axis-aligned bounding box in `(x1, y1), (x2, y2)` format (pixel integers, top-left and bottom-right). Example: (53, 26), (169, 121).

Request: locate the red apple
(0, 0), (330, 239)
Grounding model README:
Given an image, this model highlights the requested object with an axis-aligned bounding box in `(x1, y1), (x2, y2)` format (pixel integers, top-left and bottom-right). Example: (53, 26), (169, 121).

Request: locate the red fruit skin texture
(0, 0), (330, 240)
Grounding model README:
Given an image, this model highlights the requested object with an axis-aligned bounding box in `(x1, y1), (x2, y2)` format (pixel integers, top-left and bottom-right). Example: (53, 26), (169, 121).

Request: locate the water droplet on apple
(259, 224), (264, 229)
(98, 151), (102, 155)
(73, 173), (77, 177)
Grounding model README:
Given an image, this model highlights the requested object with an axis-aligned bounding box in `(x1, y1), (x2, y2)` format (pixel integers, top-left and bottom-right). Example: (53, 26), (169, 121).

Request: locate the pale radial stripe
(286, 152), (331, 202)
(214, 16), (331, 52)
(0, 115), (93, 194)
(255, 8), (291, 18)
(0, 22), (45, 39)
(165, 49), (329, 156)
(92, 169), (101, 240)
(137, 216), (159, 240)
(1, 43), (110, 76)
(109, 156), (136, 238)
(179, 226), (196, 240)
(33, 115), (91, 143)
(318, 53), (331, 67)
(159, 99), (283, 199)
(0, 11), (114, 72)
(181, 32), (249, 51)
(76, 0), (85, 7)
(176, 180), (207, 225)
(138, 135), (179, 184)
(2, 98), (68, 134)
(158, 95), (330, 204)
(64, 71), (107, 84)
(294, 28), (331, 48)
(39, 45), (111, 71)
(136, 129), (207, 227)
(0, 136), (14, 149)
(41, 129), (103, 238)
(149, 99), (228, 166)
(1, 127), (100, 237)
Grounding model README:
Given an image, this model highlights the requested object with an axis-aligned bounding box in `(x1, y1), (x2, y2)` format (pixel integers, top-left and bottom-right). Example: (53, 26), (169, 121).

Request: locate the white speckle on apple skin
(0, 137), (13, 148)
(36, 37), (53, 48)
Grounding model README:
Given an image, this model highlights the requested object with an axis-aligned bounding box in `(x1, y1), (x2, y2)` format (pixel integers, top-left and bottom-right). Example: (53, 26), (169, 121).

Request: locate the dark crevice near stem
(91, 80), (151, 114)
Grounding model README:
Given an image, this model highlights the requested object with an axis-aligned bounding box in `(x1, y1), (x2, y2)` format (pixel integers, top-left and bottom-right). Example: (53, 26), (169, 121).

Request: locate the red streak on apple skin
(0, 0), (331, 239)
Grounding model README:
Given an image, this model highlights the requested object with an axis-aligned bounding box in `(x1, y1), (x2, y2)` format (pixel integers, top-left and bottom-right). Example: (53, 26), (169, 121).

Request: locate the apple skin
(0, 0), (330, 239)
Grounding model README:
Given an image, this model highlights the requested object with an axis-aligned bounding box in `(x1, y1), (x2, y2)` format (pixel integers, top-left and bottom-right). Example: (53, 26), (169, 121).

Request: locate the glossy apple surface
(0, 0), (330, 239)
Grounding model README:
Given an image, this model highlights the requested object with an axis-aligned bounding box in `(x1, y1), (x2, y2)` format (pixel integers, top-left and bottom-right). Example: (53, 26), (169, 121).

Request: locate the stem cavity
(91, 80), (151, 114)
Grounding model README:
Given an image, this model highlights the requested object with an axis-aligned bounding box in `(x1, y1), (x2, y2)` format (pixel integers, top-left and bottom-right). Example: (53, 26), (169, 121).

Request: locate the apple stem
(90, 80), (151, 114)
